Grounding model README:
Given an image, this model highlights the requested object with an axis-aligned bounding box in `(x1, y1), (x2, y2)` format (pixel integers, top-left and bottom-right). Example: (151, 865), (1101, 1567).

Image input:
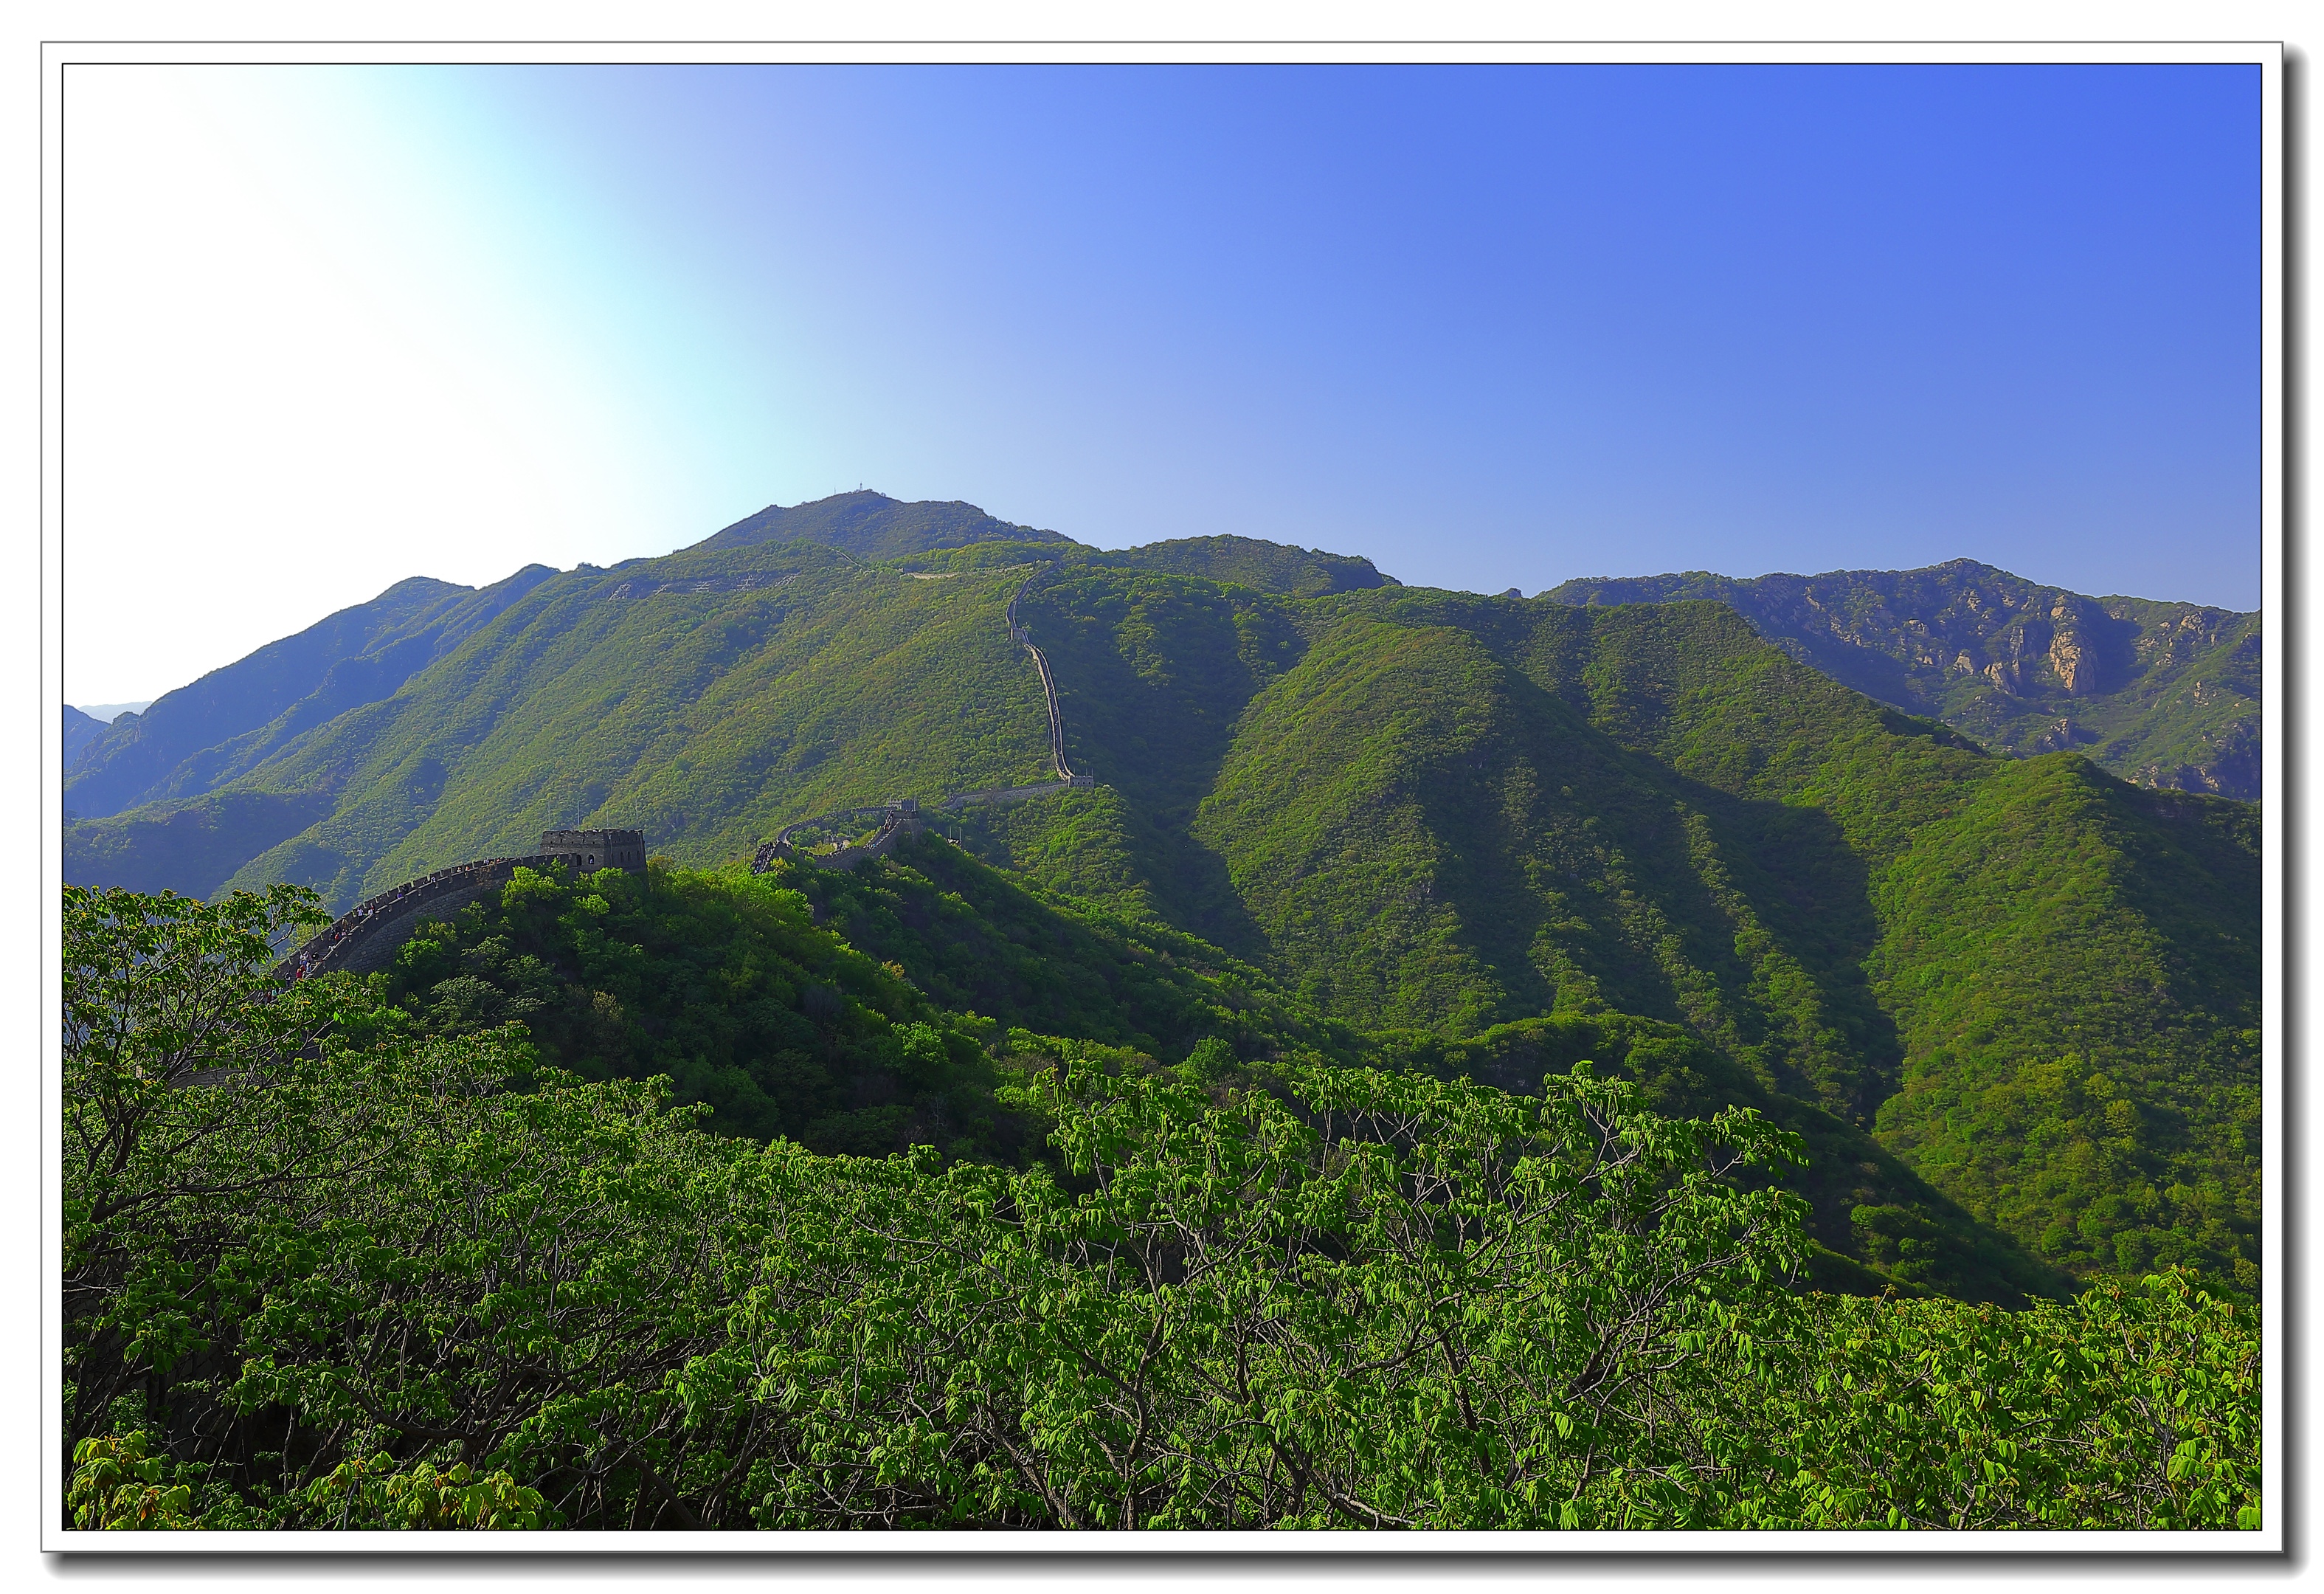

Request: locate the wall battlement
(277, 856), (547, 982)
(277, 828), (647, 983)
(539, 829), (647, 874)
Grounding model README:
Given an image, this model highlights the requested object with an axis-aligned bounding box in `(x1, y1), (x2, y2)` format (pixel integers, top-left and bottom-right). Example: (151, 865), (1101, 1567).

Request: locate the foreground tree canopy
(63, 880), (2260, 1531)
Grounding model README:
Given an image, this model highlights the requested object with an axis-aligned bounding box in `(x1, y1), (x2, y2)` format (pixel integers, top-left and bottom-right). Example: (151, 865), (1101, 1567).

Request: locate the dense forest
(65, 877), (2258, 1531)
(60, 493), (2266, 1532)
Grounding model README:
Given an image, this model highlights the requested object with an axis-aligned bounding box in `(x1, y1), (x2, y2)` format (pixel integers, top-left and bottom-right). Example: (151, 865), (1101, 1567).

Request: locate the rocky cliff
(1547, 559), (2260, 801)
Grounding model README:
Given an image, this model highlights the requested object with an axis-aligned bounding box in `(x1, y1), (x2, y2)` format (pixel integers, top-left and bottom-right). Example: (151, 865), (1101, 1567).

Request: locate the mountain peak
(693, 491), (1079, 559)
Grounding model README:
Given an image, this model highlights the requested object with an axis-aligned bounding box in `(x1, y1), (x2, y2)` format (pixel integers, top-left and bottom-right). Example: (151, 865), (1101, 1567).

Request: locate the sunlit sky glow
(65, 63), (2261, 705)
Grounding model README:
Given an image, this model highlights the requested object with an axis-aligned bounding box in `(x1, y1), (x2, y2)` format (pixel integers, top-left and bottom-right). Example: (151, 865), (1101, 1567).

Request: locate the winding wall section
(750, 565), (1091, 875)
(1007, 565), (1079, 782)
(275, 855), (555, 982)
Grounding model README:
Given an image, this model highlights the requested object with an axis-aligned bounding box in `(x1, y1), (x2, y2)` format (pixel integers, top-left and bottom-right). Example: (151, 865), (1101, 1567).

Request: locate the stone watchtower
(539, 828), (648, 874)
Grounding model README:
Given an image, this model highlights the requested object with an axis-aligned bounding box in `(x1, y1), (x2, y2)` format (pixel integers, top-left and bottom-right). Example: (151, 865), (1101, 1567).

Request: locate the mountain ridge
(695, 489), (1077, 558)
(1546, 559), (2261, 800)
(62, 705), (105, 773)
(67, 565), (559, 821)
(60, 500), (2259, 1292)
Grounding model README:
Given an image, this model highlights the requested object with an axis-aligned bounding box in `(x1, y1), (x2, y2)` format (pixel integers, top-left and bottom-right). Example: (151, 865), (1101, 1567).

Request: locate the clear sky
(65, 62), (2261, 705)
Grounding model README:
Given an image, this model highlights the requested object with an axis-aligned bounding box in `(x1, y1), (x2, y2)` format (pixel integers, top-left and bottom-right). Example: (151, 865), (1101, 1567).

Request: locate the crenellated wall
(539, 829), (647, 874)
(276, 855), (553, 982)
(277, 828), (649, 982)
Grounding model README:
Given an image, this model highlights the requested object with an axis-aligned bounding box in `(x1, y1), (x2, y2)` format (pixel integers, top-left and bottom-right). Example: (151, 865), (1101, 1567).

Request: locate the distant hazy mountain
(62, 705), (106, 772)
(1547, 559), (2261, 801)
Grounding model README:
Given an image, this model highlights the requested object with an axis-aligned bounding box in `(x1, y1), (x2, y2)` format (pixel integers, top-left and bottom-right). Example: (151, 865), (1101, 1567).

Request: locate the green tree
(60, 883), (2261, 1533)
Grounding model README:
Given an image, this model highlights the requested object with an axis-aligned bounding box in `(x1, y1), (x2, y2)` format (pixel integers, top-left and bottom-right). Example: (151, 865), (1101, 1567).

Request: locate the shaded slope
(792, 831), (1363, 1069)
(1866, 762), (2260, 1286)
(64, 790), (339, 900)
(1540, 597), (2261, 1284)
(826, 835), (2066, 1304)
(69, 542), (1056, 908)
(1547, 560), (2261, 800)
(1006, 567), (1309, 951)
(987, 576), (2256, 1287)
(1192, 602), (1906, 1122)
(65, 565), (558, 818)
(63, 705), (105, 772)
(400, 838), (2058, 1305)
(1395, 1015), (2067, 1305)
(374, 858), (1040, 1164)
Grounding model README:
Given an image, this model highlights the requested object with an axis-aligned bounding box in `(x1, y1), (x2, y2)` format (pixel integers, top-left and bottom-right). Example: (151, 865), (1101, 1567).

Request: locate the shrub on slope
(378, 859), (1029, 1162)
(63, 883), (2257, 1531)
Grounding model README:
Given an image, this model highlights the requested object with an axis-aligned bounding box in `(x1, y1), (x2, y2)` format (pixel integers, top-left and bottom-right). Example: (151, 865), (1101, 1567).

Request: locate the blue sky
(67, 63), (2261, 703)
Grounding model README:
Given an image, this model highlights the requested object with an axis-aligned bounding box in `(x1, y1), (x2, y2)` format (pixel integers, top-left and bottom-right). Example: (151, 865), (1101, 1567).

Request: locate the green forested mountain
(58, 500), (2267, 1535)
(1086, 534), (1397, 596)
(249, 840), (2061, 1303)
(63, 504), (2261, 1294)
(1547, 561), (2261, 801)
(983, 570), (2258, 1287)
(696, 488), (1076, 557)
(772, 839), (2060, 1304)
(102, 542), (1055, 907)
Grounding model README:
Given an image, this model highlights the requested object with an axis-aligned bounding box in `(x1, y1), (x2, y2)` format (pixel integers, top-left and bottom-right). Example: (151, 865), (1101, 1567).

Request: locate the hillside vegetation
(1085, 534), (1397, 597)
(72, 542), (1056, 909)
(61, 883), (2260, 1531)
(63, 497), (2261, 1294)
(63, 705), (106, 770)
(1549, 560), (2261, 801)
(66, 567), (558, 820)
(1009, 575), (2260, 1289)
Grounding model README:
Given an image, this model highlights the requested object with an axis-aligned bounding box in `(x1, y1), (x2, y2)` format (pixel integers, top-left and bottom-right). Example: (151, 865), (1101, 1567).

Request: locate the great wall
(274, 829), (648, 981)
(278, 568), (1090, 979)
(744, 563), (1092, 874)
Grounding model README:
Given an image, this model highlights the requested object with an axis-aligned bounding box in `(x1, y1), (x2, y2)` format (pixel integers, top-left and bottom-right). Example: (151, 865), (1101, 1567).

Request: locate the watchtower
(539, 828), (648, 874)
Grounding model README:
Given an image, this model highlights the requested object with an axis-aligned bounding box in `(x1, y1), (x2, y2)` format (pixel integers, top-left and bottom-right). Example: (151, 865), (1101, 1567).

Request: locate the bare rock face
(2048, 627), (2092, 694)
(2042, 597), (2109, 696)
(2031, 717), (2098, 753)
(1545, 558), (2260, 801)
